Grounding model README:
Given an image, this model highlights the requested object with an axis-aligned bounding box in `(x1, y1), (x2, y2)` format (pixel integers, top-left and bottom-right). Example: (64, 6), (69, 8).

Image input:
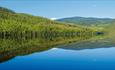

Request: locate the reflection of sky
(1, 0), (115, 19)
(1, 47), (115, 70)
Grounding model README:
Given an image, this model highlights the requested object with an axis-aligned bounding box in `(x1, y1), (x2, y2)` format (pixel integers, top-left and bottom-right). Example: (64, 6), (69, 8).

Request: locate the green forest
(0, 7), (102, 39)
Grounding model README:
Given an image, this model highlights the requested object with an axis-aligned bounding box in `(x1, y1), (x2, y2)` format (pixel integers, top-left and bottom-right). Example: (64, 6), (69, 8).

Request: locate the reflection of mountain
(0, 34), (94, 63)
(58, 38), (115, 50)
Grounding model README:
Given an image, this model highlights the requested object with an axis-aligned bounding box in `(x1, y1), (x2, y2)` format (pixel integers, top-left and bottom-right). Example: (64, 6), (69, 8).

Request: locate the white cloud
(50, 18), (57, 20)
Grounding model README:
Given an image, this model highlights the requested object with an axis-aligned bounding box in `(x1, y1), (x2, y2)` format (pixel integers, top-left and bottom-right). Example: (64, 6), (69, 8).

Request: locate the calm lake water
(1, 47), (115, 70)
(0, 35), (115, 70)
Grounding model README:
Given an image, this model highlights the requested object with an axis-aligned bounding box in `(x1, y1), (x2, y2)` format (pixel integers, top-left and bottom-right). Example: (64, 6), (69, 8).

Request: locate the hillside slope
(0, 7), (99, 39)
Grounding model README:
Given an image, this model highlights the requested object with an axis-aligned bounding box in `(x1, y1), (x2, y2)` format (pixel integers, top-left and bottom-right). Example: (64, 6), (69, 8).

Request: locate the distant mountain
(57, 16), (115, 26)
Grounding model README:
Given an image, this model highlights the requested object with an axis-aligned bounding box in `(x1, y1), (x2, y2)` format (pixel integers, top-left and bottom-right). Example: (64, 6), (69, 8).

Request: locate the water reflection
(0, 33), (94, 63)
(58, 38), (115, 50)
(0, 32), (113, 63)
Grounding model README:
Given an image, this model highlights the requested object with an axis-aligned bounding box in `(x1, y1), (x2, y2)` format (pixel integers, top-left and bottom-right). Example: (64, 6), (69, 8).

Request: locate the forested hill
(0, 7), (103, 39)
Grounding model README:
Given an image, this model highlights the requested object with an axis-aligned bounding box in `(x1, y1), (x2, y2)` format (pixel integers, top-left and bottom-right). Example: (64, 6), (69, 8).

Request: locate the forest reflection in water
(0, 32), (114, 63)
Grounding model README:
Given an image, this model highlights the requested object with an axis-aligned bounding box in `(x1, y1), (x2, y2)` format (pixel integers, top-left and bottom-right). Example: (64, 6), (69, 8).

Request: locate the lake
(1, 47), (115, 70)
(0, 34), (115, 70)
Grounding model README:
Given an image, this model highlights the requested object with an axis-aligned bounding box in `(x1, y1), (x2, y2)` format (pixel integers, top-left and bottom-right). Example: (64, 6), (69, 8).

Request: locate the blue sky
(1, 0), (115, 19)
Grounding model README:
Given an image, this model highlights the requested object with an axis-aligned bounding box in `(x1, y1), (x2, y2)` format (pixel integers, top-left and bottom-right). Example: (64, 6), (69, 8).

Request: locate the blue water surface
(0, 47), (115, 70)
